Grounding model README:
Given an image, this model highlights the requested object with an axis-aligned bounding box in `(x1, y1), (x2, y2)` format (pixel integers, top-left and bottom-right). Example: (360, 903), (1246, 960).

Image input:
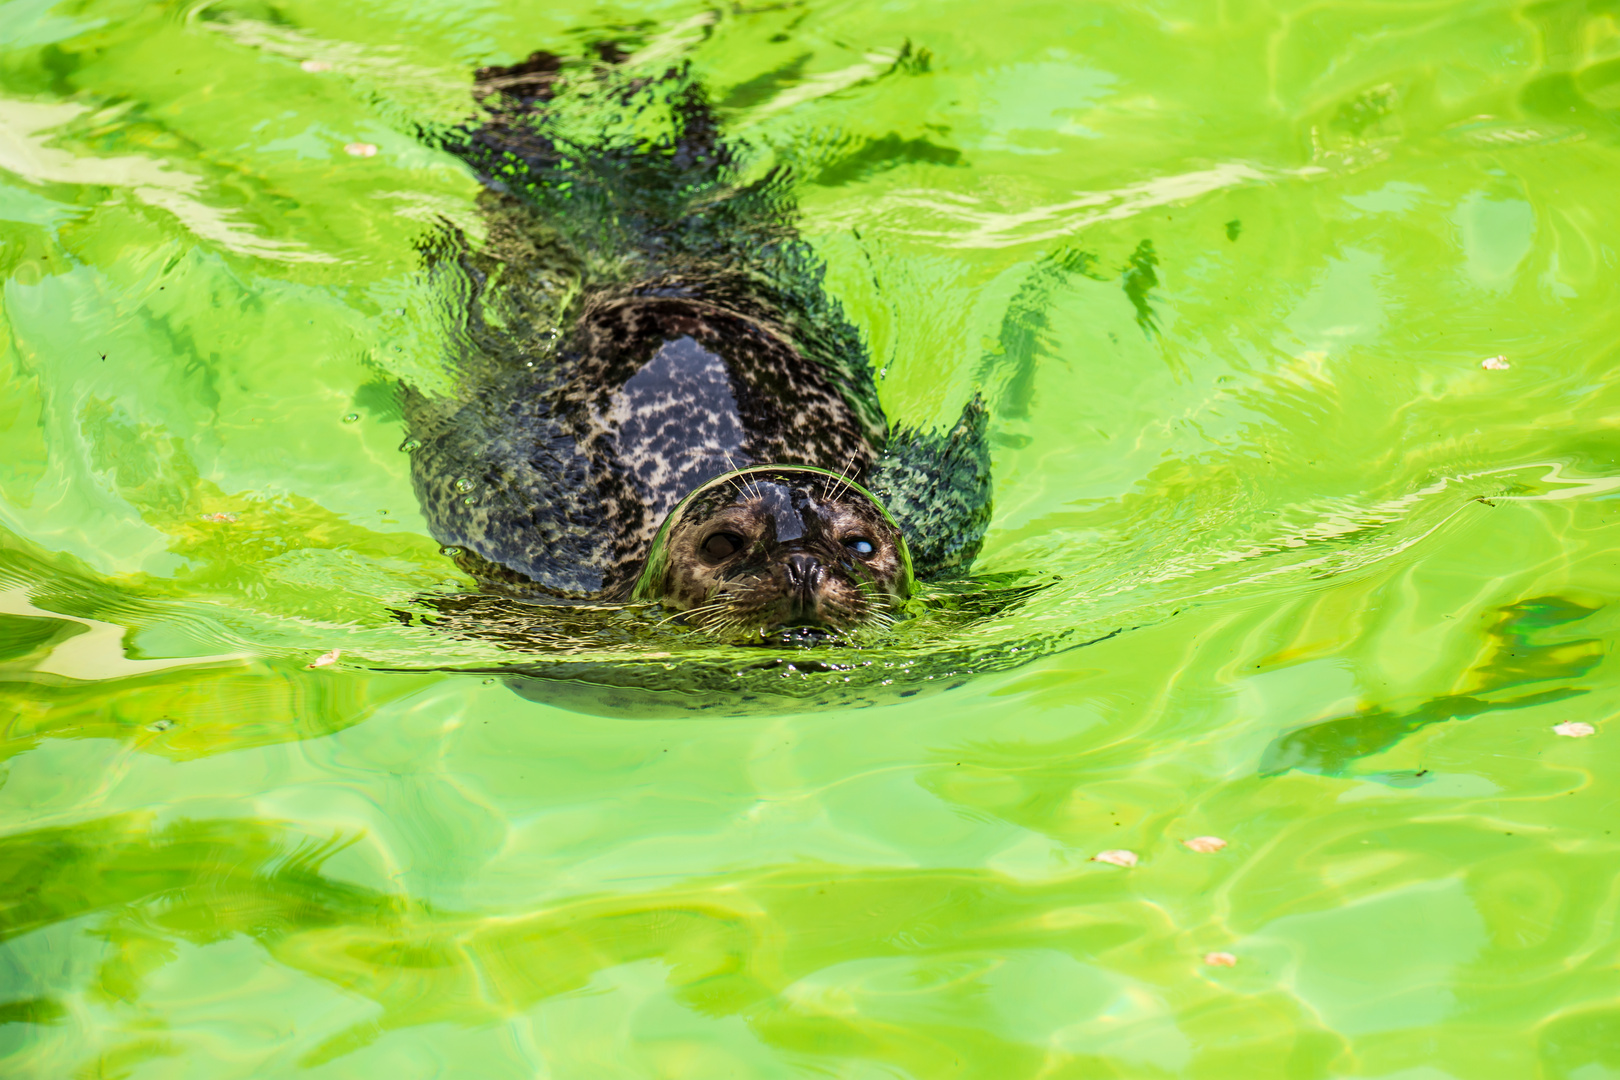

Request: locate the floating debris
(1444, 119), (1584, 149)
(1093, 849), (1138, 868)
(300, 60), (333, 73)
(344, 142), (379, 158)
(199, 512), (238, 523)
(1203, 951), (1238, 968)
(1481, 355), (1511, 370)
(1553, 721), (1595, 738)
(307, 649), (342, 669)
(1183, 836), (1228, 853)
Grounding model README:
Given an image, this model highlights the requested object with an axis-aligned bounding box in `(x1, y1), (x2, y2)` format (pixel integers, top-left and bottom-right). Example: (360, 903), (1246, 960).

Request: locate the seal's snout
(779, 550), (833, 628)
(783, 552), (822, 593)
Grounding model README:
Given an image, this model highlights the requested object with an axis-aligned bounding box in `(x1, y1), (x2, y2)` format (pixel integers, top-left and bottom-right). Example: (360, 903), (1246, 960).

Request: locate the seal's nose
(784, 553), (821, 592)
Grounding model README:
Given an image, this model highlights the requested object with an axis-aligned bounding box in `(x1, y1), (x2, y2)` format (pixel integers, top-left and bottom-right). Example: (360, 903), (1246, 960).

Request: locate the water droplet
(453, 477), (475, 494)
(399, 438), (421, 452)
(342, 412), (360, 424)
(462, 495), (476, 506)
(393, 307), (405, 316)
(147, 718), (175, 732)
(440, 546), (462, 557)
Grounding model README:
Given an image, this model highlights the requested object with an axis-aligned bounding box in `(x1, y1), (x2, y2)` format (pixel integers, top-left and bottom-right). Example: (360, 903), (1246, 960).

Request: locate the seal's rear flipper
(474, 51), (565, 105)
(867, 395), (991, 580)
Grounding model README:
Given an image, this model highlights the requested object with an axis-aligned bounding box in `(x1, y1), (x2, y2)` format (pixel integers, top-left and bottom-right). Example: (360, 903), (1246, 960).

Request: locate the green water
(4, 0), (1620, 1074)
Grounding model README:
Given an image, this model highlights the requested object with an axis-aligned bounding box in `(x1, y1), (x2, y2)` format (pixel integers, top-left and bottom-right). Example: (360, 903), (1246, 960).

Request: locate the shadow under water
(387, 577), (1077, 717)
(0, 811), (1210, 1075)
(1259, 596), (1604, 779)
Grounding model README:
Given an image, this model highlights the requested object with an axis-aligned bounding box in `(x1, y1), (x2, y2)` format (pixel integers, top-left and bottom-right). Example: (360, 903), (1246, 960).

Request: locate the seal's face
(632, 467), (913, 645)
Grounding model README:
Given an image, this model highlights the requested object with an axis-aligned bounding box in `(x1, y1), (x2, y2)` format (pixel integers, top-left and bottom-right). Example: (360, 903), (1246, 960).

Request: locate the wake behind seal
(403, 49), (991, 646)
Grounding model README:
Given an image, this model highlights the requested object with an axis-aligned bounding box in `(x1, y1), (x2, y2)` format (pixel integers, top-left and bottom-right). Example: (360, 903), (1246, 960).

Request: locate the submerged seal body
(405, 52), (990, 642)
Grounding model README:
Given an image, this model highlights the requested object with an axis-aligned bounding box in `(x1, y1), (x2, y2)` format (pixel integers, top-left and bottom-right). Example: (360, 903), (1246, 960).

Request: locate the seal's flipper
(433, 59), (886, 445)
(442, 60), (751, 268)
(867, 395), (991, 580)
(473, 50), (565, 107)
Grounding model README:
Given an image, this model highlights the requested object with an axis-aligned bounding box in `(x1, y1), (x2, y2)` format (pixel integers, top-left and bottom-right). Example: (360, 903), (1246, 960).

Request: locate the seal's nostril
(785, 553), (821, 589)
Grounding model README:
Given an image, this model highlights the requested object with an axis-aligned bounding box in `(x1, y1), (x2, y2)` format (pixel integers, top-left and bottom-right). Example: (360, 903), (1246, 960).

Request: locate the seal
(403, 50), (990, 644)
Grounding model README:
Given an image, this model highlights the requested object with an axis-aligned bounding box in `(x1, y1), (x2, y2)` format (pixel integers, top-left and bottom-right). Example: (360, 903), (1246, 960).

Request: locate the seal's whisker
(723, 452), (760, 499)
(703, 615), (746, 640)
(683, 604), (736, 629)
(664, 591), (737, 622)
(852, 578), (889, 604)
(718, 452), (763, 501)
(827, 453), (858, 502)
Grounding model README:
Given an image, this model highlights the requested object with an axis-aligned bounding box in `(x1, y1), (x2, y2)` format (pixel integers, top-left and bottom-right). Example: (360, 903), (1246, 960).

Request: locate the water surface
(4, 0), (1620, 1075)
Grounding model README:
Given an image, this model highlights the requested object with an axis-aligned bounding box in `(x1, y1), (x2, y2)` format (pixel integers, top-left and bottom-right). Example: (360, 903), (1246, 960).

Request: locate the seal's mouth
(677, 604), (855, 648)
(756, 622), (838, 649)
(726, 593), (868, 647)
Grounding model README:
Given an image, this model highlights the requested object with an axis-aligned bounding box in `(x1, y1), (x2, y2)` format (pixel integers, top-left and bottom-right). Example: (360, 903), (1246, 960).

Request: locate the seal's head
(632, 466), (913, 646)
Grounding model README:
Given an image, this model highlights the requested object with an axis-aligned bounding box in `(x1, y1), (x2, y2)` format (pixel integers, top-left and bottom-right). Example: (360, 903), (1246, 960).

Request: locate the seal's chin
(683, 591), (871, 647)
(756, 622), (838, 649)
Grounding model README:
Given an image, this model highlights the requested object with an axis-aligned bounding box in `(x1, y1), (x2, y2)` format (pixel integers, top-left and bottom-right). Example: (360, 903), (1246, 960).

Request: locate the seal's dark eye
(844, 537), (876, 557)
(701, 532), (745, 561)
